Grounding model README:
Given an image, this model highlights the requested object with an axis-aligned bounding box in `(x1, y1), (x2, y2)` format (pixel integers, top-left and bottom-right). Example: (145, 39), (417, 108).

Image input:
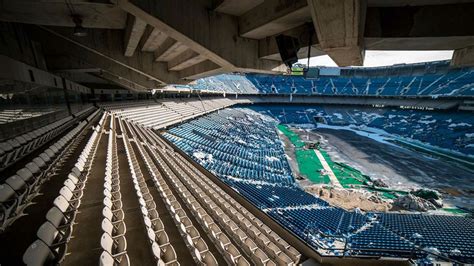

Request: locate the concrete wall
(237, 94), (467, 110)
(0, 22), (46, 69)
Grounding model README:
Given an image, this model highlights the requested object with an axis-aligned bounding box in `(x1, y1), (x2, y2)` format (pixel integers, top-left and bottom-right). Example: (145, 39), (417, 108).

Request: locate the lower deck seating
(134, 123), (299, 264)
(164, 106), (474, 264)
(164, 108), (294, 186)
(8, 110), (301, 265)
(22, 112), (104, 265)
(0, 107), (59, 125)
(100, 97), (238, 130)
(0, 106), (96, 170)
(0, 109), (100, 231)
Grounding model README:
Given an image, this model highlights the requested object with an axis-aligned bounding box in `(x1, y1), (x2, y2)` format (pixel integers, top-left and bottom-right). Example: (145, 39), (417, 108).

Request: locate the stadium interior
(0, 1), (473, 266)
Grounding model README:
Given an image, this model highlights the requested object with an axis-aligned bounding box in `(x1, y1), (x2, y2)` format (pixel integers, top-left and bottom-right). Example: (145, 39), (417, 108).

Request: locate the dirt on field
(311, 128), (474, 209)
(277, 128), (315, 187)
(305, 185), (392, 212)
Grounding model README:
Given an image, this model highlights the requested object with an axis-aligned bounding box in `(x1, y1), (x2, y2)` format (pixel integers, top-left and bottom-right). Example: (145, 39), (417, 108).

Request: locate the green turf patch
(441, 208), (469, 215)
(277, 124), (305, 148)
(278, 124), (404, 200)
(295, 149), (330, 184)
(318, 149), (371, 188)
(278, 124), (329, 184)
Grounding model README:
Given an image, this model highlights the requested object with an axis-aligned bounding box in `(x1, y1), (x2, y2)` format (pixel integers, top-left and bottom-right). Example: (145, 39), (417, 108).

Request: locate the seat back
(23, 240), (54, 266)
(59, 187), (74, 201)
(16, 168), (33, 182)
(99, 251), (115, 266)
(37, 222), (59, 246)
(53, 195), (70, 213)
(100, 233), (114, 253)
(5, 175), (26, 191)
(46, 207), (67, 228)
(0, 184), (16, 203)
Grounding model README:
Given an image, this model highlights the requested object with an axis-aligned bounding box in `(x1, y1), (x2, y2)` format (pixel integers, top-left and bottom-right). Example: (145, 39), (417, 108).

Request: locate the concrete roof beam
(178, 60), (224, 80)
(308, 0), (367, 66)
(119, 0), (284, 75)
(168, 49), (207, 71)
(141, 27), (168, 52)
(451, 45), (474, 67)
(94, 71), (148, 91)
(46, 54), (158, 90)
(239, 0), (311, 39)
(154, 40), (188, 62)
(33, 26), (182, 85)
(214, 0), (265, 16)
(124, 14), (147, 56)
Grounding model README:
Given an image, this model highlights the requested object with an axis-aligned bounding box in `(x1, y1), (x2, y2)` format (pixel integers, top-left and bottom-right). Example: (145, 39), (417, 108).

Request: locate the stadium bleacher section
(0, 107), (98, 230)
(192, 74), (259, 94)
(165, 109), (294, 186)
(0, 106), (96, 170)
(164, 107), (474, 263)
(185, 61), (474, 97)
(1, 98), (303, 265)
(0, 107), (60, 125)
(246, 66), (474, 96)
(1, 95), (473, 265)
(249, 105), (474, 155)
(101, 97), (250, 130)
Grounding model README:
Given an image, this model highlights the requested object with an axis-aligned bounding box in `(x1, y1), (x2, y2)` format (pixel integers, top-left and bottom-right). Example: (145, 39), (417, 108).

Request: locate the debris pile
(412, 188), (443, 208)
(305, 186), (392, 212)
(372, 178), (388, 188)
(393, 194), (437, 212)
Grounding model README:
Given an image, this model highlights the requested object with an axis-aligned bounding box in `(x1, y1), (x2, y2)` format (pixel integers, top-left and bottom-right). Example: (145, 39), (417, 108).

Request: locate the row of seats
(99, 100), (156, 111)
(139, 134), (244, 264)
(0, 109), (99, 231)
(133, 122), (301, 265)
(0, 106), (97, 169)
(0, 108), (57, 124)
(120, 118), (180, 265)
(22, 112), (105, 265)
(123, 120), (218, 265)
(100, 116), (129, 265)
(101, 98), (237, 130)
(193, 74), (259, 94)
(0, 115), (74, 169)
(379, 213), (474, 257)
(158, 149), (292, 265)
(245, 68), (474, 96)
(132, 122), (251, 265)
(169, 154), (301, 262)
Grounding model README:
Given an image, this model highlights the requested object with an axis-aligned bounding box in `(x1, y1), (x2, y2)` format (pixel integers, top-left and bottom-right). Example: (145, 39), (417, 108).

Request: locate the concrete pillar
(307, 0), (366, 66)
(451, 45), (474, 67)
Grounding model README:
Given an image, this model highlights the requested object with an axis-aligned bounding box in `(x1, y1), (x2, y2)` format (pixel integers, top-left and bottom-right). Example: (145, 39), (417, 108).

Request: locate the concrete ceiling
(1, 0), (473, 92)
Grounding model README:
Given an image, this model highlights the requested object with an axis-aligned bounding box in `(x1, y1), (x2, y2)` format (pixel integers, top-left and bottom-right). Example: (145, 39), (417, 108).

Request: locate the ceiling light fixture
(72, 14), (87, 37)
(66, 0), (87, 37)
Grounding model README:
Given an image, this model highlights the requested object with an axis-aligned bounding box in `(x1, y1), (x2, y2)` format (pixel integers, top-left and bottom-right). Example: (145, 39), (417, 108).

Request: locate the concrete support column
(451, 45), (474, 67)
(307, 0), (366, 66)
